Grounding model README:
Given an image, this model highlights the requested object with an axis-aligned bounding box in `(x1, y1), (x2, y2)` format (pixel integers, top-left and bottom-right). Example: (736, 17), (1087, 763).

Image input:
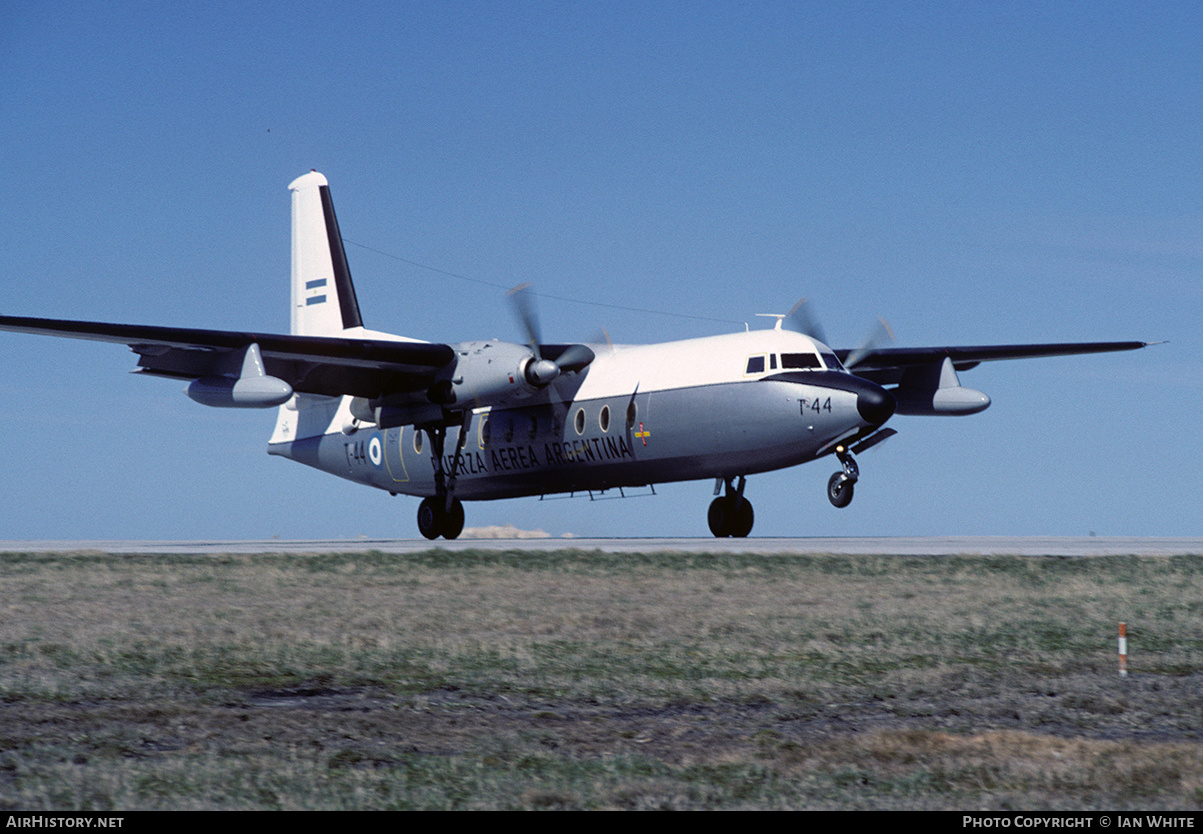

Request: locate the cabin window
(781, 352), (822, 370)
(574, 408), (586, 435)
(413, 430), (424, 454)
(627, 401), (637, 429)
(479, 414), (491, 446)
(599, 405), (611, 433)
(745, 355), (766, 375)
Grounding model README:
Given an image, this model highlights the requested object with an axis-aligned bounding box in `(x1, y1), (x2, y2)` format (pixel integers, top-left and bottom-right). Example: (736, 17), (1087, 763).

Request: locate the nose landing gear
(827, 446), (859, 509)
(825, 428), (896, 509)
(708, 476), (754, 537)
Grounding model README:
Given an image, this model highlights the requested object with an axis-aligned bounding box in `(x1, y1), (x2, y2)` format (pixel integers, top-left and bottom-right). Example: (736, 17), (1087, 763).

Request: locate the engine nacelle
(349, 396), (445, 429)
(429, 340), (543, 408)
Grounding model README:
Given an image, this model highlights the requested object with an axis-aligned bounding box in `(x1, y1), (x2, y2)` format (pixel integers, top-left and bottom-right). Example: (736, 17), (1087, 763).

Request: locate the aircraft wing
(837, 341), (1149, 385)
(0, 314), (455, 399)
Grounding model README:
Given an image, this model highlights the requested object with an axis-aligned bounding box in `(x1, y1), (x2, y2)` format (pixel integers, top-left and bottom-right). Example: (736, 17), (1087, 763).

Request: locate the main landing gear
(417, 416), (470, 540)
(708, 476), (754, 538)
(826, 446), (859, 509)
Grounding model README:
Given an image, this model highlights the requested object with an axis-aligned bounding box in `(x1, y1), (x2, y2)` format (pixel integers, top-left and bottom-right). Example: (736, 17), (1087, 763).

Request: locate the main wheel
(417, 497), (443, 540)
(827, 473), (854, 508)
(730, 496), (754, 538)
(443, 498), (465, 540)
(709, 496), (754, 537)
(708, 497), (731, 537)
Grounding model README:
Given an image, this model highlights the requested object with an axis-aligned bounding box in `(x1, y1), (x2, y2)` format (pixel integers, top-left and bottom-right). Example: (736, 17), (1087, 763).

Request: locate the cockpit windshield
(780, 352), (821, 370)
(747, 349), (846, 375)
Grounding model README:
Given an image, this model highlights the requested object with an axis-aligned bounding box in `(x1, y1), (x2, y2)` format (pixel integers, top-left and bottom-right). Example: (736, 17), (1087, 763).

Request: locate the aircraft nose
(857, 384), (896, 426)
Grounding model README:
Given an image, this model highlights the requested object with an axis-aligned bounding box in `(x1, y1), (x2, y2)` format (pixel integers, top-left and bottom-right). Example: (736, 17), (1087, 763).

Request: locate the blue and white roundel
(368, 435), (383, 467)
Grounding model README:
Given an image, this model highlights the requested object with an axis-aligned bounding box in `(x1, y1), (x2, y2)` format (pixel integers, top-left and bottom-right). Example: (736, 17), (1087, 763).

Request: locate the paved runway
(1, 537), (1200, 556)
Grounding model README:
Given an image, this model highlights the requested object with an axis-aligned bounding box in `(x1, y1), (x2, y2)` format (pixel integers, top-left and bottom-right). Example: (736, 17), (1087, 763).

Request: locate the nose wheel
(827, 447), (859, 509)
(827, 472), (854, 508)
(708, 476), (754, 537)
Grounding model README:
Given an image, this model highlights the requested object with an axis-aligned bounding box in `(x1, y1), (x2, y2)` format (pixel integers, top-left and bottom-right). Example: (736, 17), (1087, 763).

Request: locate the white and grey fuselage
(267, 327), (891, 501)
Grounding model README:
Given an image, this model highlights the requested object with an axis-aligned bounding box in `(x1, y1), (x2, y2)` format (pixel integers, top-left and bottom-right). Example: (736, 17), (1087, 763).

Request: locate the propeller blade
(591, 327), (615, 355)
(845, 317), (895, 369)
(506, 283), (543, 359)
(552, 343), (596, 374)
(785, 297), (829, 346)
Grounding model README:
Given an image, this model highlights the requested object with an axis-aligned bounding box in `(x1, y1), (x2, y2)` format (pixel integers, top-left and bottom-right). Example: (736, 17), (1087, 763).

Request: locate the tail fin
(288, 171), (364, 336)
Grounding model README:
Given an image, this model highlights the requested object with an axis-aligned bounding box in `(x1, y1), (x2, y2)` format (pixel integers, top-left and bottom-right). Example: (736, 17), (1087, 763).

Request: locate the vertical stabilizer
(289, 171), (364, 336)
(275, 172), (423, 446)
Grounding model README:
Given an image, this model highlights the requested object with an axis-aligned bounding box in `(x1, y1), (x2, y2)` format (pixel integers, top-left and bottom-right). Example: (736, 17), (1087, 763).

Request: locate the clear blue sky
(1, 2), (1197, 539)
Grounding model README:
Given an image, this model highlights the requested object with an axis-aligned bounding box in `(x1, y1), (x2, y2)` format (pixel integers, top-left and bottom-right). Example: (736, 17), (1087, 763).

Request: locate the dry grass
(1, 549), (1201, 809)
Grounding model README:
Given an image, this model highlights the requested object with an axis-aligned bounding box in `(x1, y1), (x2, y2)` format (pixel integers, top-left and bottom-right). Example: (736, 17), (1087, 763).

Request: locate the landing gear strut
(708, 476), (754, 538)
(827, 446), (859, 509)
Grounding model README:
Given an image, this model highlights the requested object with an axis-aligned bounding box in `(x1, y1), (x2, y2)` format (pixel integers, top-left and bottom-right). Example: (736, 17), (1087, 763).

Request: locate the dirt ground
(5, 667), (1201, 770)
(3, 549), (1202, 809)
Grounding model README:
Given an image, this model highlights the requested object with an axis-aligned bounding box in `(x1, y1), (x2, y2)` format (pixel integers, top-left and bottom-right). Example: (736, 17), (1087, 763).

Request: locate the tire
(827, 473), (854, 508)
(708, 497), (731, 537)
(442, 499), (465, 540)
(730, 497), (754, 538)
(417, 497), (442, 540)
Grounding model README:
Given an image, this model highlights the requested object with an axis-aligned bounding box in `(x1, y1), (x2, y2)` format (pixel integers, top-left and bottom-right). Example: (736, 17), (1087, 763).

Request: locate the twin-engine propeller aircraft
(0, 172), (1149, 539)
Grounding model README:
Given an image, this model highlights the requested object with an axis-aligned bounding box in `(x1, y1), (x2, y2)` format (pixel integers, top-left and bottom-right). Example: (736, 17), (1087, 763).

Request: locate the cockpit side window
(745, 355), (766, 375)
(820, 352), (844, 371)
(781, 352), (822, 370)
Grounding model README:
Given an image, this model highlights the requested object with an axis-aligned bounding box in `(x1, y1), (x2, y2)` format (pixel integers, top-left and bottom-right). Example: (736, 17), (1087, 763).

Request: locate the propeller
(506, 283), (595, 385)
(507, 283), (544, 351)
(785, 297), (828, 346)
(784, 298), (894, 369)
(591, 326), (616, 356)
(844, 317), (895, 370)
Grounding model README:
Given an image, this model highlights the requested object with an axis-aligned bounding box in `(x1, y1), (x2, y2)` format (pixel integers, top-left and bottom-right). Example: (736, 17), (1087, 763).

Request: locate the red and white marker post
(1118, 622), (1128, 678)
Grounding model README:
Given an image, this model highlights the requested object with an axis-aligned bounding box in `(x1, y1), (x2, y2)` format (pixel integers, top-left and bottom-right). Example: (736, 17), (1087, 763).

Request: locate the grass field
(1, 548), (1201, 810)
